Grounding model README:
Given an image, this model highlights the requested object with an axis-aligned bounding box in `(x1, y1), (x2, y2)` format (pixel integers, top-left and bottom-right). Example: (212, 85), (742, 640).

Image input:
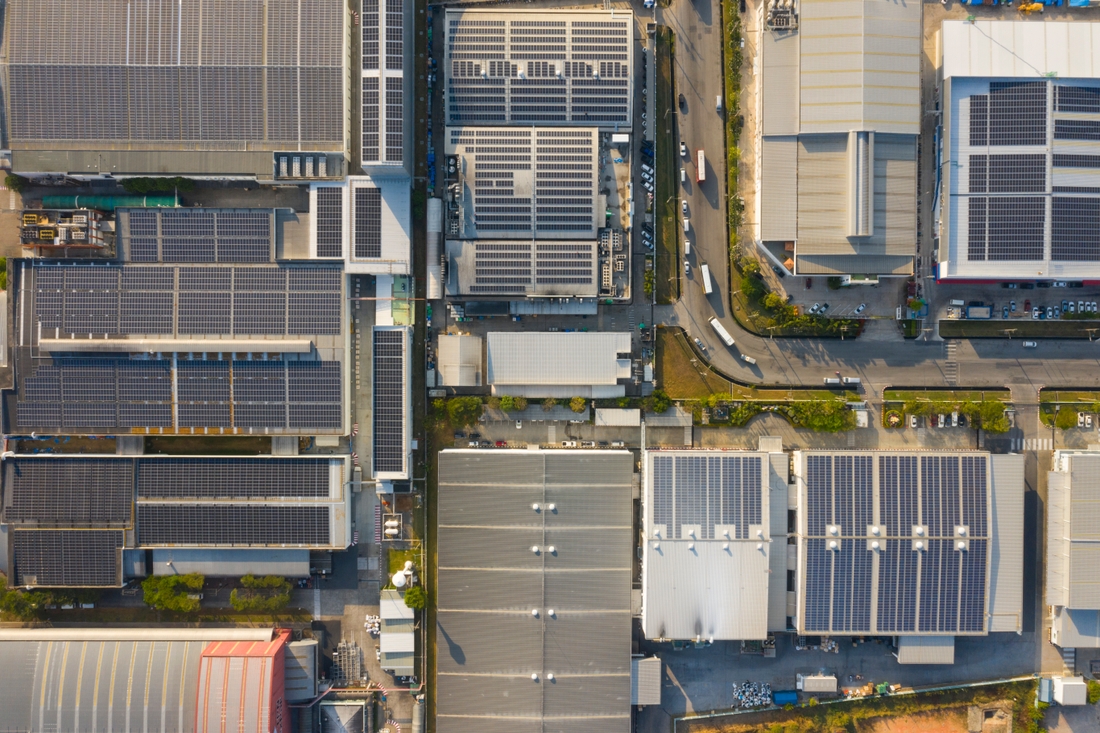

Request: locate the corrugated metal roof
(438, 335), (483, 387)
(768, 454), (792, 632)
(381, 589), (415, 620)
(942, 20), (1100, 80)
(152, 549), (309, 577)
(989, 454), (1024, 633)
(487, 332), (632, 387)
(195, 629), (288, 733)
(761, 138), (799, 242)
(798, 0), (920, 135)
(436, 450), (633, 733)
(1049, 453), (1100, 610)
(642, 451), (772, 641)
(285, 641), (317, 703)
(631, 657), (661, 705)
(1053, 607), (1100, 648)
(896, 635), (956, 664)
(762, 31), (800, 136)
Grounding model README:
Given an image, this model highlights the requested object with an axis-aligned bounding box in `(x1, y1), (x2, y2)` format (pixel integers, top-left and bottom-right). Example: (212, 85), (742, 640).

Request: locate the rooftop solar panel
(315, 187), (344, 258)
(136, 457), (332, 499)
(3, 458), (133, 527)
(137, 504), (331, 546)
(373, 329), (407, 474)
(13, 530), (123, 587)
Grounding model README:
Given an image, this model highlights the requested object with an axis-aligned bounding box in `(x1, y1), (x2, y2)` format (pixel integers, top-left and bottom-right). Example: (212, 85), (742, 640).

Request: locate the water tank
(392, 572), (407, 588)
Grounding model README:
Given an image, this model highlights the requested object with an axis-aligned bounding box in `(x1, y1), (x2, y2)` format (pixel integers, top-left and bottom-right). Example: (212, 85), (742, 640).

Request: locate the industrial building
(6, 210), (348, 436)
(1048, 450), (1100, 650)
(436, 449), (635, 733)
(0, 627), (303, 733)
(372, 326), (412, 481)
(362, 0), (414, 173)
(936, 20), (1100, 281)
(446, 127), (602, 241)
(308, 176), (412, 275)
(380, 588), (416, 676)
(437, 334), (483, 386)
(793, 451), (1023, 664)
(485, 331), (632, 398)
(445, 239), (599, 298)
(757, 0), (919, 276)
(2, 0), (348, 180)
(443, 10), (633, 128)
(641, 448), (789, 642)
(1, 454), (352, 587)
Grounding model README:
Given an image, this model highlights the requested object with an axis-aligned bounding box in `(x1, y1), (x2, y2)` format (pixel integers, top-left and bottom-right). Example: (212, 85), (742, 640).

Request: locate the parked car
(909, 414), (919, 428)
(819, 303), (830, 313)
(938, 414), (947, 428)
(495, 440), (507, 447)
(680, 141), (688, 157)
(1054, 281), (1068, 287)
(516, 421), (523, 429)
(805, 278), (813, 289)
(1002, 306), (1009, 319)
(1023, 341), (1037, 347)
(1047, 306), (1054, 319)
(1088, 415), (1095, 429)
(809, 303), (821, 314)
(1010, 300), (1016, 312)
(1024, 300), (1031, 312)
(1033, 308), (1040, 320)
(854, 303), (867, 314)
(580, 441), (596, 448)
(682, 200), (688, 214)
(694, 337), (706, 350)
(561, 441), (578, 448)
(1070, 301), (1077, 314)
(772, 264), (786, 278)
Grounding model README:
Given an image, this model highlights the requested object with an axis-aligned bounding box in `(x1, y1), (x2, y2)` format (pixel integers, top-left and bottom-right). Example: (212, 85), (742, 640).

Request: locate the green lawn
(654, 26), (679, 305)
(939, 319), (1100, 339)
(884, 389), (1010, 403)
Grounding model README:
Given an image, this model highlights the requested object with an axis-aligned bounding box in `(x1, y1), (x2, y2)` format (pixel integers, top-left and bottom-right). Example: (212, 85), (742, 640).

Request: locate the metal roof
(152, 549), (310, 577)
(437, 335), (483, 387)
(3, 0), (346, 175)
(595, 408), (641, 427)
(642, 451), (773, 641)
(797, 0), (920, 135)
(0, 638), (207, 732)
(1048, 452), (1100, 611)
(444, 239), (599, 298)
(896, 635), (956, 665)
(381, 588), (415, 620)
(436, 450), (634, 733)
(942, 20), (1100, 80)
(195, 629), (290, 733)
(631, 657), (661, 706)
(486, 332), (631, 387)
(989, 454), (1024, 633)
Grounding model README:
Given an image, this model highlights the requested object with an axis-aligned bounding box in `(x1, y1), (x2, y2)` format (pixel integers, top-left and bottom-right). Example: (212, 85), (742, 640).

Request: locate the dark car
(772, 264), (786, 278)
(805, 277), (813, 289)
(678, 93), (686, 111)
(454, 432), (466, 440)
(469, 432), (481, 440)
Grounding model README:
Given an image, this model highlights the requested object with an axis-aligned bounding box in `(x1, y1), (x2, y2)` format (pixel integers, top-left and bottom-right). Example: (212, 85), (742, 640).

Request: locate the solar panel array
(449, 127), (598, 239)
(445, 12), (632, 126)
(121, 209), (273, 263)
(6, 0), (344, 147)
(136, 457), (333, 498)
(30, 263), (342, 337)
(650, 454), (763, 540)
(137, 505), (331, 546)
(373, 329), (407, 475)
(354, 189), (383, 258)
(361, 0), (405, 166)
(315, 187), (345, 258)
(3, 458), (133, 527)
(16, 359), (342, 432)
(13, 530), (123, 586)
(462, 240), (597, 295)
(801, 453), (989, 635)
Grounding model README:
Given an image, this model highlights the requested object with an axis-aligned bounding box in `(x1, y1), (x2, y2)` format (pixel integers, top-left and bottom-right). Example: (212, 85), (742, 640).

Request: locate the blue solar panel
(877, 539), (918, 633)
(806, 455), (831, 535)
(959, 539), (987, 632)
(832, 542), (873, 633)
(674, 456), (705, 539)
(804, 538), (831, 633)
(707, 457), (722, 540)
(651, 456), (673, 536)
(720, 455), (742, 535)
(961, 456), (987, 536)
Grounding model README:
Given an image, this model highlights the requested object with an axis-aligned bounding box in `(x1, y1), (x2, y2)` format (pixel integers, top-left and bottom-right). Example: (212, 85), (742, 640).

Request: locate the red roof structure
(195, 628), (291, 733)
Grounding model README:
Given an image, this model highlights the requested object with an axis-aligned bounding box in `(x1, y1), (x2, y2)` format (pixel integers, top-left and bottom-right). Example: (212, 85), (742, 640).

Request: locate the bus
(696, 150), (706, 183)
(700, 263), (713, 295)
(708, 317), (734, 346)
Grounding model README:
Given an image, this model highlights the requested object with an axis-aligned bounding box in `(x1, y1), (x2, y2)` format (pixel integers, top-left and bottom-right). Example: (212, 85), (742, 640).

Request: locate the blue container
(773, 691), (798, 706)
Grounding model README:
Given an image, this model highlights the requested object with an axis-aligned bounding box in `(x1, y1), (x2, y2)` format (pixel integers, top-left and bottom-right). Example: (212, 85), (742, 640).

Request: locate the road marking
(1011, 438), (1052, 451)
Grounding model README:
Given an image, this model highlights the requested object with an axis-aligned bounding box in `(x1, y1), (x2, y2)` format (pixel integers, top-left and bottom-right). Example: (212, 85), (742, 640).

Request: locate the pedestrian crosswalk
(1011, 437), (1053, 451)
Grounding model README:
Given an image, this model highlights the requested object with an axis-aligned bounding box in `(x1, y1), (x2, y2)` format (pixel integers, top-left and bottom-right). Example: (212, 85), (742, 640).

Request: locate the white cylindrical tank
(393, 572), (407, 588)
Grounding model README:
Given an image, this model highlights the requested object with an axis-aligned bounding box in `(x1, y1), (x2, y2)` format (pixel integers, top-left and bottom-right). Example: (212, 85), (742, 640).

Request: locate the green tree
(762, 292), (786, 311)
(486, 395), (502, 409)
(616, 397), (631, 408)
(513, 396), (528, 411)
(446, 396), (483, 426)
(0, 587), (49, 619)
(542, 398), (558, 412)
(1087, 679), (1100, 705)
(1055, 406), (1079, 431)
(651, 389), (671, 414)
(569, 396), (587, 413)
(4, 174), (29, 193)
(403, 585), (427, 611)
(229, 575), (291, 612)
(500, 395), (516, 411)
(142, 574), (204, 612)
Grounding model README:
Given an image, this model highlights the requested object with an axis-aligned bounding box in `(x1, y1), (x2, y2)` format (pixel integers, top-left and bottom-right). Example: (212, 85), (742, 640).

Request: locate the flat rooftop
(436, 449), (634, 733)
(445, 240), (598, 298)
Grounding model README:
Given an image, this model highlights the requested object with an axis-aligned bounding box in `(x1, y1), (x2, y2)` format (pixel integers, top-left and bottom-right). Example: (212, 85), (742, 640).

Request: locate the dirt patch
(860, 708), (968, 733)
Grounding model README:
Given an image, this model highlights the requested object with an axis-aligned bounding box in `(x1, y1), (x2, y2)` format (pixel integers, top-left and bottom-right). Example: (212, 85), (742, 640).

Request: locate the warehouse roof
(642, 451), (776, 641)
(196, 629), (291, 733)
(942, 20), (1100, 80)
(151, 549), (310, 577)
(793, 451), (1023, 637)
(486, 332), (631, 386)
(3, 0), (346, 177)
(437, 335), (483, 387)
(1048, 452), (1100, 610)
(445, 240), (599, 297)
(0, 628), (281, 733)
(436, 449), (634, 733)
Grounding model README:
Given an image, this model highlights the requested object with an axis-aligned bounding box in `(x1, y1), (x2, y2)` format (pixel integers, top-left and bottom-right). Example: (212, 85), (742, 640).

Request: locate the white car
(682, 200), (688, 214)
(694, 337), (706, 351)
(808, 303), (820, 314)
(854, 303), (867, 315)
(680, 142), (688, 157)
(909, 414), (919, 428)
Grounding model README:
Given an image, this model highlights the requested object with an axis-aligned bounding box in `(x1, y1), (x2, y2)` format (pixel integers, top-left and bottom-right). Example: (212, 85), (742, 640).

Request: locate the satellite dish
(392, 572), (407, 588)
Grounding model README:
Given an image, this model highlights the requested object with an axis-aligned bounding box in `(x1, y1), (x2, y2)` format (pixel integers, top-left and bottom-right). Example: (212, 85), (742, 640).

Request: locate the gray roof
(436, 450), (634, 733)
(631, 657), (661, 706)
(151, 549), (310, 577)
(443, 10), (633, 128)
(438, 335), (483, 387)
(642, 451), (774, 641)
(486, 332), (631, 387)
(1048, 452), (1100, 610)
(3, 0), (346, 176)
(0, 637), (208, 732)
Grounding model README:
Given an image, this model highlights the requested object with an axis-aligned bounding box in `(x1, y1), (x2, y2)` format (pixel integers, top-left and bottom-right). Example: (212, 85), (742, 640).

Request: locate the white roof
(631, 657), (661, 706)
(942, 20), (1100, 80)
(896, 635), (955, 664)
(595, 408), (641, 427)
(1048, 452), (1100, 610)
(641, 451), (772, 641)
(380, 589), (415, 620)
(486, 332), (632, 386)
(379, 629), (415, 654)
(1053, 676), (1088, 706)
(437, 334), (483, 387)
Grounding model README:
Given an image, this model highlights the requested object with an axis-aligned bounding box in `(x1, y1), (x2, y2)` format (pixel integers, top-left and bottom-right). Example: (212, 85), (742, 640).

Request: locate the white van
(684, 238), (691, 256)
(823, 378), (841, 385)
(841, 377), (861, 385)
(716, 95), (723, 112)
(681, 167), (686, 183)
(949, 299), (965, 307)
(683, 216), (690, 233)
(740, 354), (757, 364)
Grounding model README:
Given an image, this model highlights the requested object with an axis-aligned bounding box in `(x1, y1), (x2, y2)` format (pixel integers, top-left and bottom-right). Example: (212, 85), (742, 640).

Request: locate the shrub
(1055, 406), (1079, 431)
(229, 575), (291, 612)
(569, 397), (587, 413)
(542, 398), (558, 411)
(500, 395), (515, 411)
(403, 585), (427, 610)
(1086, 679), (1100, 705)
(651, 390), (671, 414)
(142, 574), (204, 612)
(514, 397), (528, 411)
(790, 400), (856, 432)
(121, 176), (195, 194)
(616, 397), (631, 408)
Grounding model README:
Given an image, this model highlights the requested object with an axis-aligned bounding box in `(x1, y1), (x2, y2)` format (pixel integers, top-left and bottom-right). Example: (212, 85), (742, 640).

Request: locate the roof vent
(957, 541), (967, 551)
(532, 609), (539, 617)
(871, 541), (881, 551)
(828, 540), (838, 550)
(723, 543), (729, 550)
(548, 503), (556, 512)
(871, 526), (881, 536)
(828, 526), (839, 536)
(547, 545), (556, 554)
(531, 673), (539, 681)
(531, 545), (540, 554)
(548, 609), (555, 617)
(915, 540), (925, 551)
(688, 542), (695, 550)
(532, 503), (540, 512)
(547, 673), (555, 681)
(757, 542), (764, 550)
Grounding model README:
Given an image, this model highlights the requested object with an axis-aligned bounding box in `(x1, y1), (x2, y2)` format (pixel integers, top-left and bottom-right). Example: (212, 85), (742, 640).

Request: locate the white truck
(708, 317), (735, 346)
